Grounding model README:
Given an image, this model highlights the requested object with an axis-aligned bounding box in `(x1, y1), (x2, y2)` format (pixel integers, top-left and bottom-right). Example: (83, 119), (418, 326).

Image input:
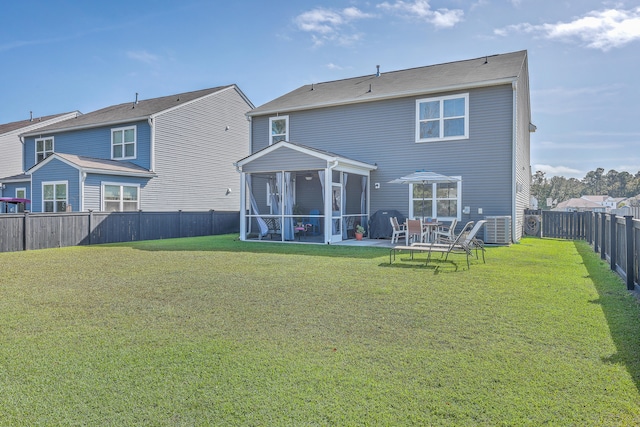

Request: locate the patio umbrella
(389, 171), (461, 218)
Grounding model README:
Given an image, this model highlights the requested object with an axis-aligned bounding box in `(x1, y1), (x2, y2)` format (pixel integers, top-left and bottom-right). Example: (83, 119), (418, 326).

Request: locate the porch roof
(235, 140), (377, 174)
(26, 153), (156, 178)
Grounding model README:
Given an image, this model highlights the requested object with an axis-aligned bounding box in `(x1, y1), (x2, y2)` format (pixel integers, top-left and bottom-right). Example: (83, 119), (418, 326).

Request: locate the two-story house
(0, 112), (80, 211)
(10, 86), (252, 213)
(235, 50), (534, 244)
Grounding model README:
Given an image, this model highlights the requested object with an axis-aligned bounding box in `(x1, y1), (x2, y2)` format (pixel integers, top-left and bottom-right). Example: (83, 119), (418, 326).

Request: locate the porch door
(331, 184), (342, 242)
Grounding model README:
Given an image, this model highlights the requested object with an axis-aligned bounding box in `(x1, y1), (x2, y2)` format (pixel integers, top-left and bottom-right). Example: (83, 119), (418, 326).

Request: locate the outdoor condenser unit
(484, 215), (511, 245)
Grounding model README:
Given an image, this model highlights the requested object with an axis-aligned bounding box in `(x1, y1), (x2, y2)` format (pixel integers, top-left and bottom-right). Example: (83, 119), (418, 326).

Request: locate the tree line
(531, 168), (640, 209)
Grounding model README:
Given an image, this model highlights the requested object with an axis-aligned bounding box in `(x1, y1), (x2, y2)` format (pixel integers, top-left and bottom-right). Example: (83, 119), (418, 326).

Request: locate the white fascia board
(247, 77), (517, 117)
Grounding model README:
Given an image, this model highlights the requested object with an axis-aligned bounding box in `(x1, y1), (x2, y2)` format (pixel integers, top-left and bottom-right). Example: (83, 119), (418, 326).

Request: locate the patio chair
(389, 216), (406, 244)
(406, 218), (428, 245)
(260, 217), (281, 240)
(433, 219), (457, 243)
(423, 220), (486, 268)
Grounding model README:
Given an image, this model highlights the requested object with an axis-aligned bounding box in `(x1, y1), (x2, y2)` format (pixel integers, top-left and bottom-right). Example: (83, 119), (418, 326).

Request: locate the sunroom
(235, 141), (377, 244)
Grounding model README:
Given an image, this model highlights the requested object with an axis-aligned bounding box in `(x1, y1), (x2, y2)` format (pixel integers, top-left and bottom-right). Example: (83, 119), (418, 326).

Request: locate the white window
(409, 178), (461, 220)
(416, 94), (469, 142)
(15, 188), (26, 199)
(35, 137), (54, 163)
(102, 183), (139, 212)
(111, 126), (136, 159)
(42, 181), (67, 212)
(269, 116), (288, 145)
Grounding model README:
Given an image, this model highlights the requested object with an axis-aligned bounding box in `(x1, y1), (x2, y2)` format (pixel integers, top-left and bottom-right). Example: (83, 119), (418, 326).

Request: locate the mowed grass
(0, 235), (639, 425)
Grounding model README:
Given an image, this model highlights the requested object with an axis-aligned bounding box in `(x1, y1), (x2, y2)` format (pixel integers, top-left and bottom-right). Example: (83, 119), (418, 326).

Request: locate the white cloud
(294, 7), (374, 46)
(377, 0), (463, 28)
(534, 164), (583, 177)
(127, 50), (159, 64)
(495, 7), (640, 51)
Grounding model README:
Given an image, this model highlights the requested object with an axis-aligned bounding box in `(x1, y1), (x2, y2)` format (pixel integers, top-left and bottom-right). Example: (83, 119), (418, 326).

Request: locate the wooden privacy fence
(0, 210), (239, 253)
(541, 211), (639, 292)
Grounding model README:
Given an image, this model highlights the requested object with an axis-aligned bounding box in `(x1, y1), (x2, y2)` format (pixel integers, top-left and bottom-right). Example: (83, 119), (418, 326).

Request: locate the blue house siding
(251, 84), (515, 222)
(2, 182), (30, 201)
(30, 158), (81, 212)
(83, 174), (151, 211)
(23, 120), (152, 171)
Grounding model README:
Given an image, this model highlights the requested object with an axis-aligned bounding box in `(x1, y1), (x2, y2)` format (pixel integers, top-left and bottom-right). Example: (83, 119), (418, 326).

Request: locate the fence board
(0, 210), (239, 253)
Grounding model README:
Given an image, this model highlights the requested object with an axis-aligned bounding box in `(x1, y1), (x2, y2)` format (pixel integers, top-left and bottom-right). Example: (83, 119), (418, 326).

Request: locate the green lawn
(0, 236), (639, 425)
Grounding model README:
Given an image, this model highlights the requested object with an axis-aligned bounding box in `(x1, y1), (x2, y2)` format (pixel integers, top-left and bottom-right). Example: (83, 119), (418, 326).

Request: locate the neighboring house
(235, 50), (534, 244)
(0, 112), (80, 210)
(12, 86), (252, 213)
(553, 195), (625, 213)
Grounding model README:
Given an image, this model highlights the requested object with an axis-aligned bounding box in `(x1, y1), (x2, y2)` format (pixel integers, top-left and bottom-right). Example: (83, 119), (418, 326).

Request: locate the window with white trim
(102, 183), (139, 212)
(35, 137), (54, 163)
(42, 181), (67, 212)
(416, 94), (469, 142)
(269, 116), (288, 145)
(15, 188), (26, 199)
(111, 126), (136, 159)
(409, 179), (461, 220)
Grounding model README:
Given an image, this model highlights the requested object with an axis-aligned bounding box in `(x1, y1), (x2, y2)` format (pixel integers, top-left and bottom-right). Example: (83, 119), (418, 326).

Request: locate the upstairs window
(416, 94), (468, 142)
(35, 137), (54, 163)
(103, 183), (139, 212)
(269, 116), (288, 145)
(112, 126), (136, 159)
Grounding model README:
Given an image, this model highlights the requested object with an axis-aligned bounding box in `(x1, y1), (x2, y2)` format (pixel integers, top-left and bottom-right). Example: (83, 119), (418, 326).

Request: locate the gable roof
(0, 112), (80, 136)
(248, 50), (528, 116)
(235, 140), (377, 172)
(27, 153), (155, 177)
(21, 85), (245, 136)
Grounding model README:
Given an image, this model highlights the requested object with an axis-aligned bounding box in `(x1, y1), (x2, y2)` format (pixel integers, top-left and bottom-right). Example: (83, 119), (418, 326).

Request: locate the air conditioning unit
(484, 216), (511, 244)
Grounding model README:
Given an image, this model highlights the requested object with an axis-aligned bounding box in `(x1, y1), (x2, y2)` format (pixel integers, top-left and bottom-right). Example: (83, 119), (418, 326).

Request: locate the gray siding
(144, 86), (251, 211)
(83, 174), (151, 211)
(514, 57), (532, 241)
(251, 84), (515, 227)
(242, 147), (327, 173)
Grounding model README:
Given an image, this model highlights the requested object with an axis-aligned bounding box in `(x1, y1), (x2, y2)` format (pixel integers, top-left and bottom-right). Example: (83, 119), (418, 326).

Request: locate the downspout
(511, 80), (518, 243)
(148, 117), (156, 172)
(80, 171), (86, 211)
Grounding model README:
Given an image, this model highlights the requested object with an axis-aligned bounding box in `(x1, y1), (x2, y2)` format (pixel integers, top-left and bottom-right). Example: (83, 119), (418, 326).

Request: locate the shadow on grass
(574, 240), (640, 393)
(107, 234), (389, 260)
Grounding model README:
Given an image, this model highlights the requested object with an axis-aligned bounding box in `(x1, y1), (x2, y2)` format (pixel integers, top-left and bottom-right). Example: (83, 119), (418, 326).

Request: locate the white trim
(15, 187), (26, 198)
(35, 136), (54, 164)
(408, 177), (462, 221)
(415, 93), (469, 142)
(101, 181), (140, 212)
(111, 125), (137, 160)
(511, 81), (518, 243)
(26, 153), (154, 178)
(42, 180), (68, 213)
(268, 115), (289, 146)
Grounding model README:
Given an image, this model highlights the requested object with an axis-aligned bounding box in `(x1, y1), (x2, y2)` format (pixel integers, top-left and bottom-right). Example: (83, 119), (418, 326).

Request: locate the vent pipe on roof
(135, 92), (139, 104)
(368, 84), (372, 93)
(484, 56), (488, 64)
(29, 111), (33, 122)
(311, 83), (314, 91)
(376, 65), (380, 77)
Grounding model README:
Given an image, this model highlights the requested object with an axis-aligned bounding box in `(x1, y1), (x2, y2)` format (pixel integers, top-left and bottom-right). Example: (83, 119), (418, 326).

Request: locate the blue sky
(1, 0), (639, 179)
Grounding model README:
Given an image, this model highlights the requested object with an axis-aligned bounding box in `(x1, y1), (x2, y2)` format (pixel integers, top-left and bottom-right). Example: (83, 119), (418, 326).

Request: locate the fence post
(210, 210), (215, 236)
(610, 213), (617, 272)
(23, 211), (29, 251)
(88, 210), (93, 245)
(625, 216), (635, 291)
(600, 213), (607, 260)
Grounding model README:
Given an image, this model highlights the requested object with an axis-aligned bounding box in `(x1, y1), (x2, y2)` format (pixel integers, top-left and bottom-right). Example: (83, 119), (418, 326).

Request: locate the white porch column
(239, 172), (246, 241)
